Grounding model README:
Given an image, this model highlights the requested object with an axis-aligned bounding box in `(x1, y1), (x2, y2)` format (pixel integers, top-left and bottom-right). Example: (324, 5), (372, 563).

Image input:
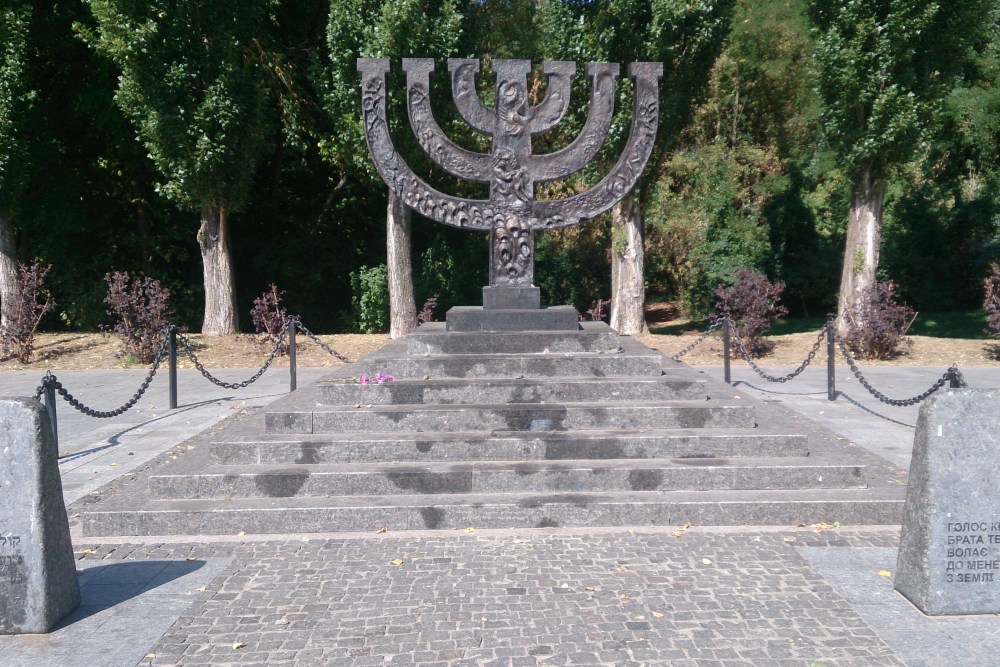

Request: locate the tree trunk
(0, 213), (19, 331)
(198, 204), (239, 335)
(610, 196), (646, 335)
(387, 190), (417, 338)
(835, 168), (885, 334)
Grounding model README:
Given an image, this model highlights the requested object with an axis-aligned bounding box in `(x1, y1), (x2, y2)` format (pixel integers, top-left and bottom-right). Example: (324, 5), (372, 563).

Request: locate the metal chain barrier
(175, 322), (290, 389)
(730, 321), (828, 383)
(671, 318), (726, 360)
(834, 332), (964, 406)
(293, 318), (352, 363)
(32, 326), (172, 418)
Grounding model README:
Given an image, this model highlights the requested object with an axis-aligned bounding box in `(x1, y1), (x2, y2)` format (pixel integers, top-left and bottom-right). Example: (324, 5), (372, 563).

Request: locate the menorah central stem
(488, 60), (535, 292)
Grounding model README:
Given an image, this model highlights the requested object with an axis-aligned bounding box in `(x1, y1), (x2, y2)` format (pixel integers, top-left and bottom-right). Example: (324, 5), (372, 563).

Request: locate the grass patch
(908, 311), (989, 339)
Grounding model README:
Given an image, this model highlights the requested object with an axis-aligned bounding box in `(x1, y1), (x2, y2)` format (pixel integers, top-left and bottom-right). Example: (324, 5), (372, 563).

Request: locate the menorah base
(482, 287), (540, 310)
(445, 305), (580, 332)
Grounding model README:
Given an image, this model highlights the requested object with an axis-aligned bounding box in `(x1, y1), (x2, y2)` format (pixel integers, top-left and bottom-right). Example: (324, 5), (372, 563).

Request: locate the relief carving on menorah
(357, 57), (662, 313)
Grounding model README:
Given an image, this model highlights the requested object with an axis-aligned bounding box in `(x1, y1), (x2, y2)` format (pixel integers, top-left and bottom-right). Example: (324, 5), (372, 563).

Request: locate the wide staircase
(81, 321), (903, 536)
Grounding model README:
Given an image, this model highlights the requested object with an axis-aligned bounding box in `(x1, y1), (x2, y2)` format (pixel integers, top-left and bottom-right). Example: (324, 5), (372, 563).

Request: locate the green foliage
(809, 0), (994, 183)
(350, 264), (389, 333)
(83, 0), (277, 211)
(0, 2), (33, 210)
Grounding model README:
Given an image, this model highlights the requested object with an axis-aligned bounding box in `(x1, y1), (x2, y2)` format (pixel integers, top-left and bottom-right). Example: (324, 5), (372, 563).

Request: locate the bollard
(722, 318), (731, 385)
(168, 327), (178, 409)
(288, 319), (297, 392)
(43, 375), (58, 449)
(949, 367), (961, 389)
(827, 320), (836, 401)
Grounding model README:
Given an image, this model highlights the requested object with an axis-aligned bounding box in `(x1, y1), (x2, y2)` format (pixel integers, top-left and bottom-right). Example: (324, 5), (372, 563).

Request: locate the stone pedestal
(0, 398), (80, 634)
(895, 389), (1000, 615)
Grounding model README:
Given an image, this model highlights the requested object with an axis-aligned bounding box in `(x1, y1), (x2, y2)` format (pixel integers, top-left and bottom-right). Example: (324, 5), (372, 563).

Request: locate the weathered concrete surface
(895, 389), (1000, 615)
(0, 398), (79, 634)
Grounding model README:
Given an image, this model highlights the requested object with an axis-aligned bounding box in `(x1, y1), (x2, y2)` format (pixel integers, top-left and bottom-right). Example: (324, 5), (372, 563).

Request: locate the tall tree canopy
(540, 0), (734, 333)
(84, 0), (277, 334)
(0, 1), (33, 328)
(808, 0), (995, 330)
(325, 0), (464, 337)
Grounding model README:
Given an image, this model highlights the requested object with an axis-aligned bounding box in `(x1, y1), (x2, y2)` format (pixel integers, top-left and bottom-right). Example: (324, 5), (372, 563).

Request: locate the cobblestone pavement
(53, 528), (922, 667)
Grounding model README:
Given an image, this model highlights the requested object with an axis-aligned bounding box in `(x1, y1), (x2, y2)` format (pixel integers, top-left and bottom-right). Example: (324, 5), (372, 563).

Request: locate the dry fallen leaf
(701, 558), (713, 565)
(144, 654), (156, 660)
(651, 611), (664, 618)
(376, 525), (389, 534)
(197, 586), (207, 592)
(275, 619), (289, 626)
(237, 531), (245, 537)
(878, 570), (892, 578)
(390, 558), (404, 566)
(465, 527), (476, 533)
(672, 522), (692, 538)
(82, 548), (96, 555)
(232, 641), (246, 650)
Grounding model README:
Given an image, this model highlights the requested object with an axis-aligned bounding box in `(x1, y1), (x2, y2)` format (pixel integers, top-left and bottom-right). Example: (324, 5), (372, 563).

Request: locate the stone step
(358, 350), (662, 379)
(316, 376), (707, 406)
(147, 458), (867, 500)
(405, 322), (622, 354)
(209, 430), (810, 465)
(265, 401), (755, 434)
(81, 488), (904, 537)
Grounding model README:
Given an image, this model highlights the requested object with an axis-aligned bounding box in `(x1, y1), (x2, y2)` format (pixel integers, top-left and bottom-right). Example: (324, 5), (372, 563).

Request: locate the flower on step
(359, 372), (396, 385)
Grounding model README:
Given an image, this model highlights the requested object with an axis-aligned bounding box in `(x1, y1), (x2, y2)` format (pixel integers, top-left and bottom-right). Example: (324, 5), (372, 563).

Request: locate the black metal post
(723, 318), (731, 385)
(168, 327), (178, 409)
(827, 321), (836, 401)
(288, 319), (297, 392)
(949, 368), (961, 389)
(43, 377), (58, 449)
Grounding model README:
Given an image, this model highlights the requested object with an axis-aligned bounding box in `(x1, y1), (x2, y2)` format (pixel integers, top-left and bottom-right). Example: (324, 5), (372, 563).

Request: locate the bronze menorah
(357, 57), (661, 313)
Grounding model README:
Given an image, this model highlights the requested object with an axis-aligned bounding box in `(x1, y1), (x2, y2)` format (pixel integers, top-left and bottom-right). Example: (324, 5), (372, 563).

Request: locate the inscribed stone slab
(895, 389), (1000, 615)
(0, 398), (80, 633)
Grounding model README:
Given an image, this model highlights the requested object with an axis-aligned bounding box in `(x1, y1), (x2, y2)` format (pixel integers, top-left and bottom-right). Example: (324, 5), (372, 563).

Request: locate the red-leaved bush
(712, 268), (787, 356)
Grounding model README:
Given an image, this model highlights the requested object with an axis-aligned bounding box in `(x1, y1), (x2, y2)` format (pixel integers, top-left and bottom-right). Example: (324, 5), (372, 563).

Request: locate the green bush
(349, 264), (389, 333)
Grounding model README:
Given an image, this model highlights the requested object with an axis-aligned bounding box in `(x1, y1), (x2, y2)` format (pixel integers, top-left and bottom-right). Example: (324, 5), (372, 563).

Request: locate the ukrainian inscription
(942, 521), (1000, 584)
(895, 389), (1000, 615)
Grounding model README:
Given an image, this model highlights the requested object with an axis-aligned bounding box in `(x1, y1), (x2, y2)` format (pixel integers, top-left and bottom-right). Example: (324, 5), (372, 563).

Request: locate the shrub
(985, 264), (1000, 337)
(584, 298), (609, 322)
(417, 295), (438, 324)
(350, 264), (389, 333)
(1, 260), (56, 364)
(251, 284), (296, 354)
(711, 268), (788, 356)
(102, 271), (171, 364)
(841, 280), (916, 360)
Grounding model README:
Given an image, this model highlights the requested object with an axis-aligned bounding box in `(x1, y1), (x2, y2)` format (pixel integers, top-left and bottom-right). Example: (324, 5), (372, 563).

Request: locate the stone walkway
(1, 362), (998, 666)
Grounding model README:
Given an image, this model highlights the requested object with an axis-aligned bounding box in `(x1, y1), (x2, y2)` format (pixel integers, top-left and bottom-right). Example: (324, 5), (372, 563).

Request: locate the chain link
(833, 332), (955, 406)
(176, 322), (288, 389)
(39, 326), (172, 418)
(731, 322), (828, 383)
(293, 318), (352, 363)
(670, 318), (726, 360)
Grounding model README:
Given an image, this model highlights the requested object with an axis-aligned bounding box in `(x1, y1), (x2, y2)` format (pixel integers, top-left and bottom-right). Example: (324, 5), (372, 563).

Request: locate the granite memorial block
(895, 389), (1000, 615)
(0, 398), (80, 634)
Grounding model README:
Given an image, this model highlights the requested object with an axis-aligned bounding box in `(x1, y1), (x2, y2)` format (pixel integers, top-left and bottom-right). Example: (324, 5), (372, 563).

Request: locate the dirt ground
(2, 305), (998, 372)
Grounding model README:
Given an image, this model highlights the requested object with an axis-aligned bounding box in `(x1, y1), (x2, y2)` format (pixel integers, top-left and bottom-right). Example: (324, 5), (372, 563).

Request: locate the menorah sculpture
(357, 57), (662, 330)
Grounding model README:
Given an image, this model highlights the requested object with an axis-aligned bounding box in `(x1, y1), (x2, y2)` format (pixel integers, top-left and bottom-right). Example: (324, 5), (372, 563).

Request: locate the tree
(0, 2), (33, 330)
(808, 0), (994, 332)
(84, 0), (276, 334)
(539, 0), (734, 334)
(325, 0), (463, 338)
